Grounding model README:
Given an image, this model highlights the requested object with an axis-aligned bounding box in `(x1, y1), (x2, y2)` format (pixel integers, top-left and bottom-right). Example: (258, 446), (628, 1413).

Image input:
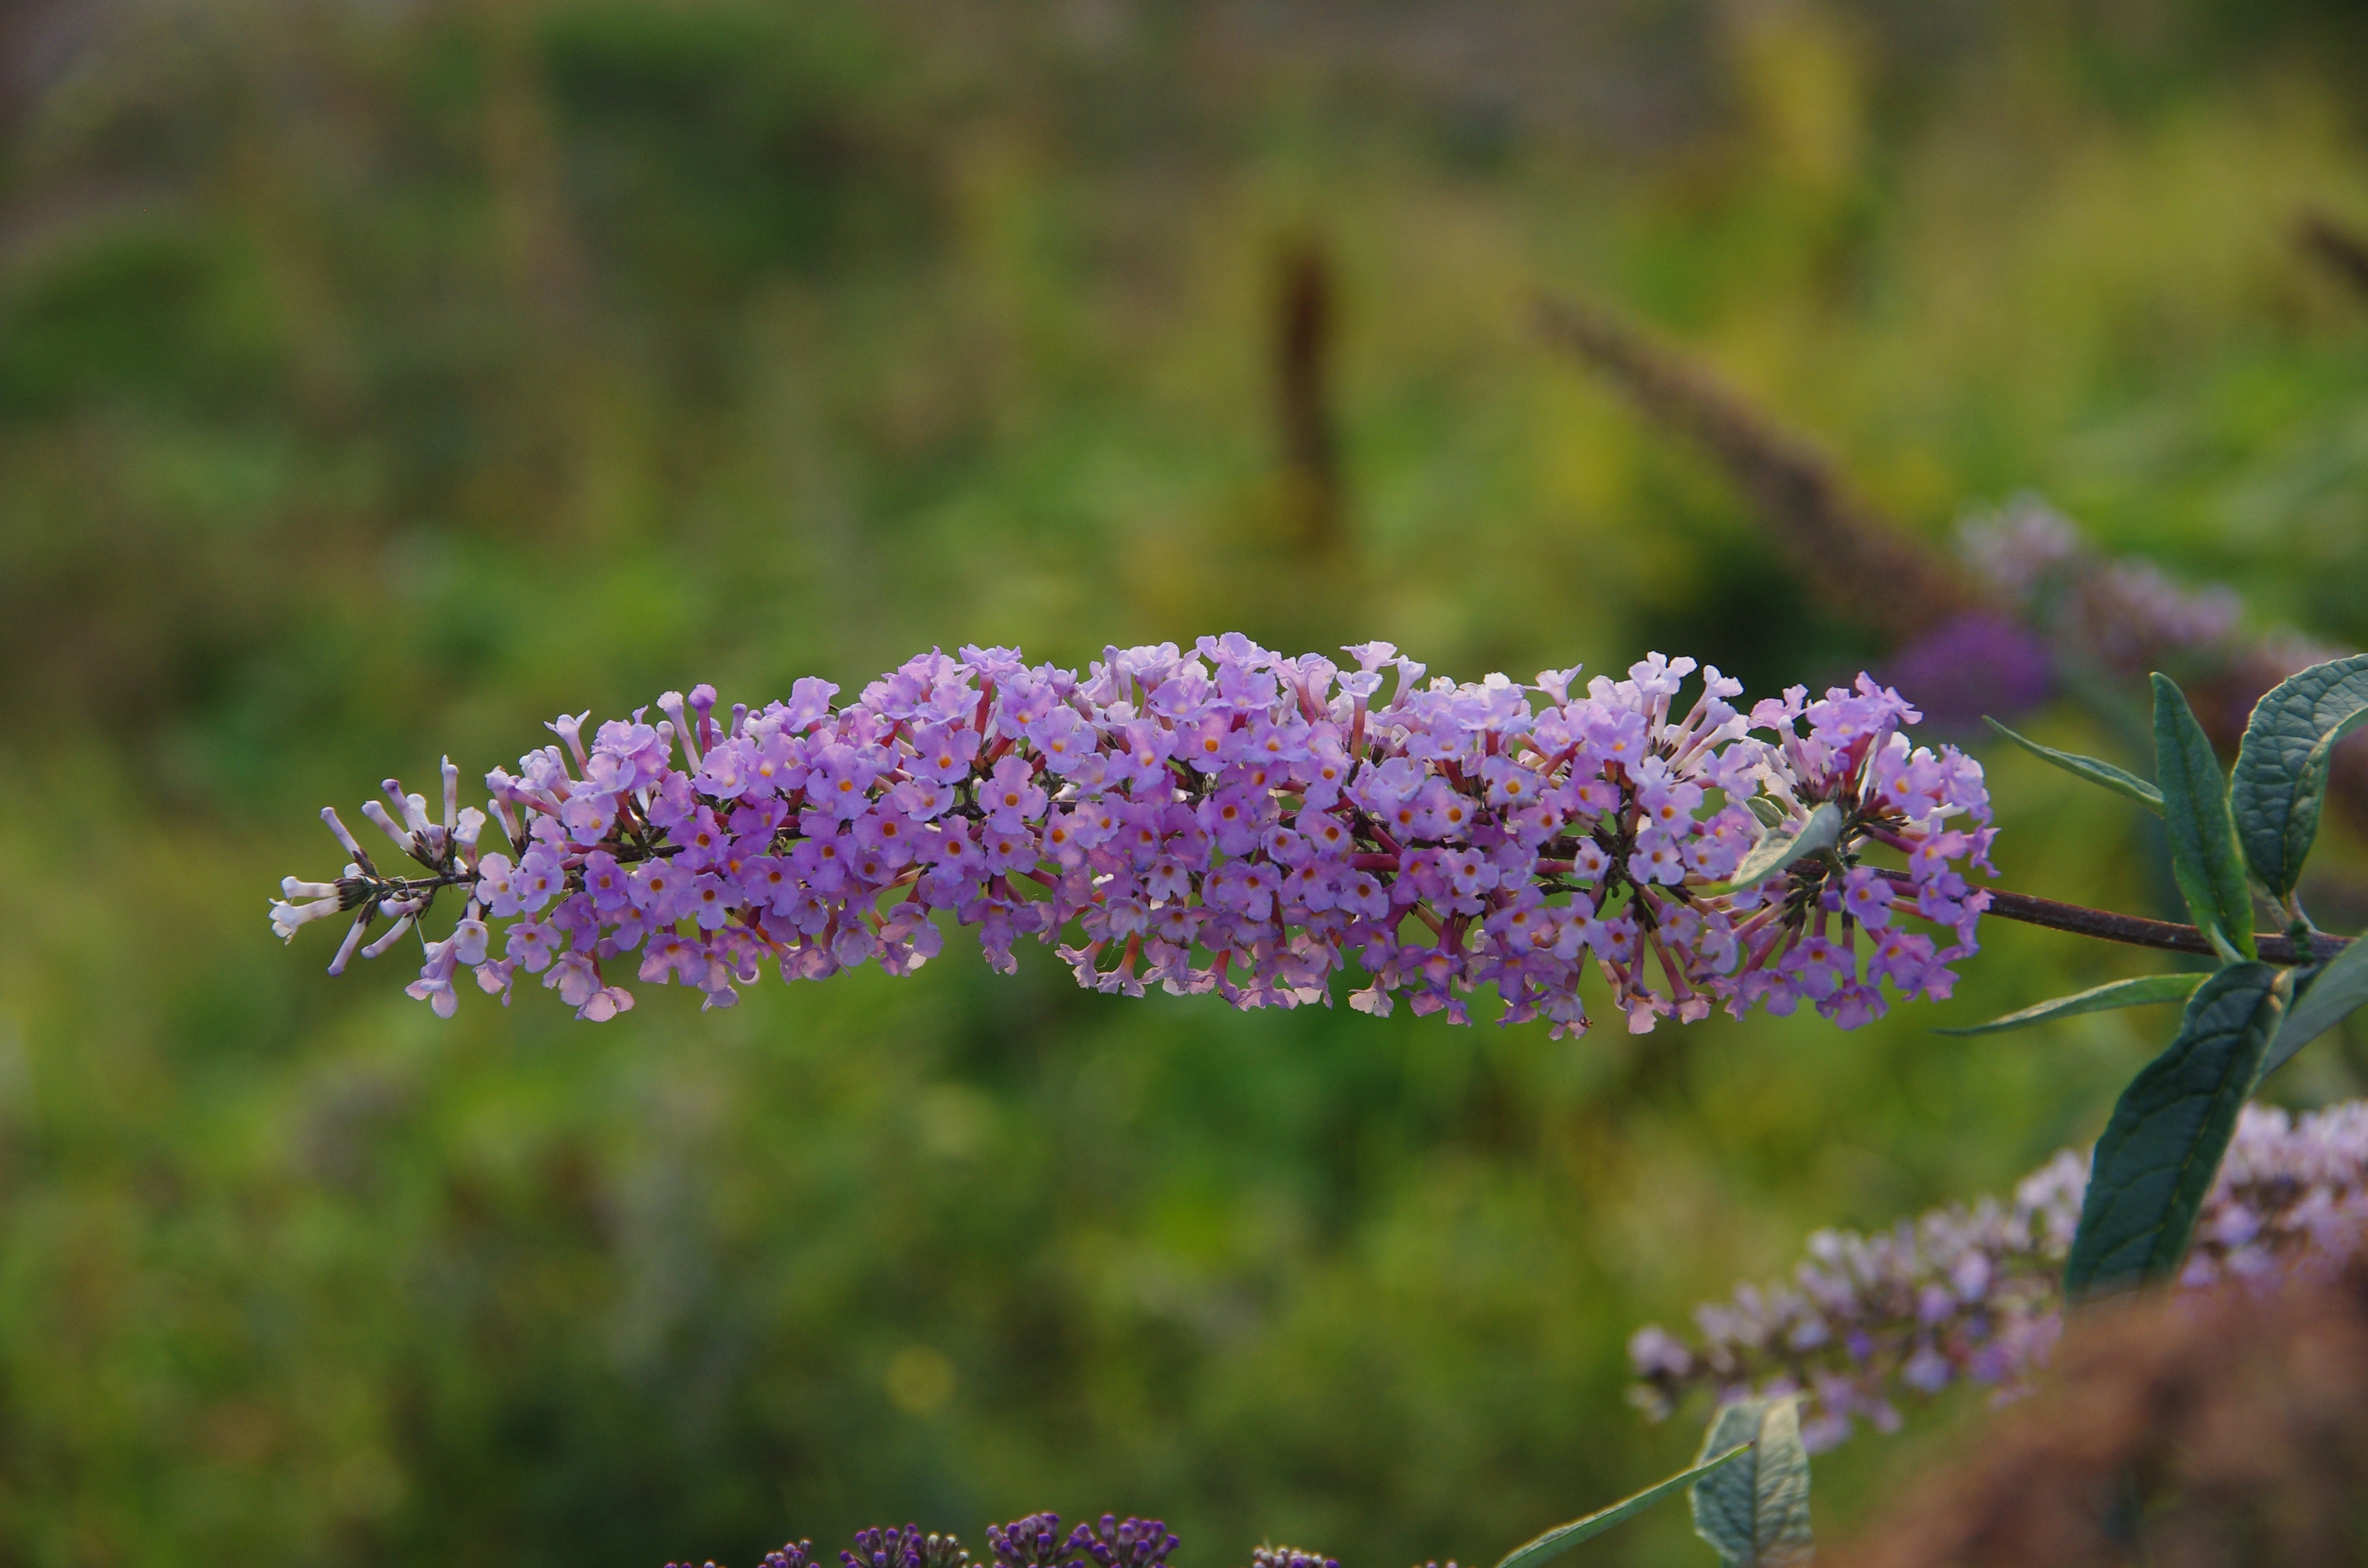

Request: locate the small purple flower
(981, 755), (1048, 829)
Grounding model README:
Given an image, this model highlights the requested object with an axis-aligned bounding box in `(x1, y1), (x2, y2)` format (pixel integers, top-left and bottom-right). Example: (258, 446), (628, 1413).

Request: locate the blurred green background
(6, 1), (2368, 1564)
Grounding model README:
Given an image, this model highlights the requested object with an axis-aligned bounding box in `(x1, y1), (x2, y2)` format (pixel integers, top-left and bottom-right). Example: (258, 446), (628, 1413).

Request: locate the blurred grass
(5, 1), (2368, 1565)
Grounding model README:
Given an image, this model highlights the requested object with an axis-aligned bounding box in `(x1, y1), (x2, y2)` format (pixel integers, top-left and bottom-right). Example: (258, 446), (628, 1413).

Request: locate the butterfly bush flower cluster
(270, 635), (1992, 1036)
(1251, 1550), (1340, 1568)
(673, 1519), (1177, 1568)
(1960, 495), (2249, 675)
(1627, 1099), (2368, 1452)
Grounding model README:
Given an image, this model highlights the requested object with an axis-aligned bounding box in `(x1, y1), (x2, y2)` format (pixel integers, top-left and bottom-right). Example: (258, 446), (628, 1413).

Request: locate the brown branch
(1870, 868), (2350, 966)
(1532, 292), (1974, 640)
(2299, 207), (2368, 303)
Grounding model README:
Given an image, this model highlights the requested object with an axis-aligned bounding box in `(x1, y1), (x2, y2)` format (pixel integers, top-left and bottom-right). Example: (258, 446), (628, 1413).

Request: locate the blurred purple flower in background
(1629, 1100), (2368, 1451)
(1877, 612), (2057, 731)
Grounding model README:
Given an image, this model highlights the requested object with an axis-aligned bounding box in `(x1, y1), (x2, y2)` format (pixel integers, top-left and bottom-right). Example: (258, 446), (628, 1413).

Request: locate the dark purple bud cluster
(984, 1516), (1074, 1568)
(845, 1528), (969, 1568)
(1070, 1517), (1177, 1568)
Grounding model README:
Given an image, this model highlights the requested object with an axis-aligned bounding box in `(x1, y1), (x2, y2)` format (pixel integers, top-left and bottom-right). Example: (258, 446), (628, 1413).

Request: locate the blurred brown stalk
(1533, 293), (1973, 641)
(1534, 287), (2368, 847)
(2299, 208), (2368, 302)
(1276, 238), (1346, 559)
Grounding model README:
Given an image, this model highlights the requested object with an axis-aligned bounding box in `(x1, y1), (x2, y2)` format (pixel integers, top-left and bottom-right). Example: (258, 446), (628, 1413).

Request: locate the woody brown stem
(1869, 869), (2351, 965)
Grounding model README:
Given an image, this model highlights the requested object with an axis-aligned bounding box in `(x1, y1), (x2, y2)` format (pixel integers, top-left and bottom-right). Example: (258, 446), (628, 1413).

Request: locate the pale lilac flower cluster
(270, 636), (1992, 1035)
(1248, 1549), (1337, 1568)
(1628, 1100), (2368, 1451)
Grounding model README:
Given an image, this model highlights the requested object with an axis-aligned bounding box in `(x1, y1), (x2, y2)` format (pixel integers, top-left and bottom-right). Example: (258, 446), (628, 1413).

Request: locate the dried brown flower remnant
(1831, 1265), (2368, 1568)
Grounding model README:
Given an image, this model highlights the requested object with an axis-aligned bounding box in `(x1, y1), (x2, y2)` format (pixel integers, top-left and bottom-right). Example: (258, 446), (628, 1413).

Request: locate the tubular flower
(271, 636), (1991, 1032)
(1627, 1100), (2368, 1452)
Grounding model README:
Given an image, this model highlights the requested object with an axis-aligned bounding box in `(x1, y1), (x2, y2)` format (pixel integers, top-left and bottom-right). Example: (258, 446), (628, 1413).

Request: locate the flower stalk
(1869, 868), (2352, 965)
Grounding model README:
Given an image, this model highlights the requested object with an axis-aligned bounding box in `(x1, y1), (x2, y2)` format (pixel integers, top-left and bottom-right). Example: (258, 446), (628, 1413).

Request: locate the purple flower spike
(272, 637), (1992, 1032)
(1629, 1100), (2368, 1452)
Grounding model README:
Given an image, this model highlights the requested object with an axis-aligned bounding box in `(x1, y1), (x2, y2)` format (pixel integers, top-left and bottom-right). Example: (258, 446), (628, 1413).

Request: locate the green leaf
(1490, 1443), (1754, 1568)
(1726, 802), (1842, 891)
(2261, 934), (2368, 1081)
(1690, 1398), (1813, 1568)
(2152, 673), (2256, 961)
(1690, 1402), (1766, 1568)
(2229, 654), (2368, 900)
(1932, 972), (2206, 1036)
(1749, 1398), (1814, 1568)
(1984, 717), (2163, 814)
(2063, 963), (2291, 1298)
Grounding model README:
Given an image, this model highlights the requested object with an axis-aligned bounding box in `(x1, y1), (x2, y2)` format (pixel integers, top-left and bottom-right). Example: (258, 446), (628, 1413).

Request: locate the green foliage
(2230, 654), (2368, 902)
(2064, 964), (2291, 1297)
(2150, 674), (2257, 961)
(1689, 1400), (1813, 1568)
(1982, 718), (2163, 815)
(1492, 1443), (1752, 1568)
(1933, 973), (2204, 1037)
(2264, 934), (2368, 1080)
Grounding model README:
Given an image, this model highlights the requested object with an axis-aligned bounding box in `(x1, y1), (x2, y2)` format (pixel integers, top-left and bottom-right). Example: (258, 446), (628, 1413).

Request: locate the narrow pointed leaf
(1933, 972), (2205, 1036)
(2152, 673), (2256, 961)
(2261, 933), (2368, 1081)
(2064, 962), (2290, 1298)
(1727, 802), (1842, 891)
(1749, 1398), (1814, 1568)
(2230, 654), (2368, 899)
(1985, 717), (2163, 814)
(1490, 1442), (1753, 1568)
